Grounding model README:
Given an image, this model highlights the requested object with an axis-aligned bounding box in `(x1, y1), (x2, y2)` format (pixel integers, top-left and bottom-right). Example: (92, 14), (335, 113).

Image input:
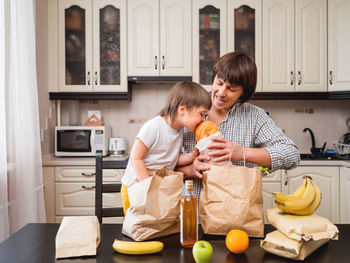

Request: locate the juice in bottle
(180, 180), (198, 247)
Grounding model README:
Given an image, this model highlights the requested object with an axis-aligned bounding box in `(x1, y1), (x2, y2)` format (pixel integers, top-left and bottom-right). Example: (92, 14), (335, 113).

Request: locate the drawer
(55, 182), (123, 216)
(262, 170), (282, 182)
(55, 166), (124, 182)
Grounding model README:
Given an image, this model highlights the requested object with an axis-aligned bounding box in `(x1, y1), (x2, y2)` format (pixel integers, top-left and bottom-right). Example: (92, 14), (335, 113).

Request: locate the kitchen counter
(42, 154), (350, 168)
(1, 223), (349, 263)
(42, 154), (129, 167)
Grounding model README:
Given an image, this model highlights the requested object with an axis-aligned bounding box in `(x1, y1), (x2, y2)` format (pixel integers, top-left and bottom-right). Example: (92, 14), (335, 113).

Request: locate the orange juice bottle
(180, 180), (198, 247)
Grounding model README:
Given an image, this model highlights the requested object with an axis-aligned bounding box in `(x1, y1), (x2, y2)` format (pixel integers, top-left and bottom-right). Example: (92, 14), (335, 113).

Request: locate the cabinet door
(262, 182), (281, 223)
(263, 0), (294, 92)
(328, 0), (350, 91)
(282, 166), (340, 223)
(227, 0), (262, 91)
(193, 0), (227, 91)
(128, 0), (159, 76)
(58, 0), (93, 91)
(340, 166), (350, 223)
(160, 0), (192, 76)
(92, 0), (127, 92)
(55, 182), (122, 215)
(295, 0), (327, 92)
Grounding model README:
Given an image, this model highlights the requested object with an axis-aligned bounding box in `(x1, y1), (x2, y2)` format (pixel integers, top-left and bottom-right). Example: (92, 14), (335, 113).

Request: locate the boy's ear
(178, 105), (187, 114)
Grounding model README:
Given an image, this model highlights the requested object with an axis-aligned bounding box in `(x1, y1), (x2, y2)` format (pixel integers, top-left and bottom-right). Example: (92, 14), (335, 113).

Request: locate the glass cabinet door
(59, 1), (92, 91)
(98, 5), (120, 85)
(93, 0), (127, 92)
(228, 0), (262, 91)
(234, 5), (255, 59)
(199, 5), (220, 85)
(65, 5), (86, 85)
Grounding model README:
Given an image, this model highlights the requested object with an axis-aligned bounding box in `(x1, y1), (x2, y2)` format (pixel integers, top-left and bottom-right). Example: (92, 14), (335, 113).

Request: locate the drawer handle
(82, 185), (95, 190)
(81, 172), (96, 177)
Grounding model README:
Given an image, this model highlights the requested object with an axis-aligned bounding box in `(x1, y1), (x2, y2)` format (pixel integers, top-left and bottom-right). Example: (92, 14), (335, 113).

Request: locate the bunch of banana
(273, 176), (322, 216)
(112, 239), (164, 255)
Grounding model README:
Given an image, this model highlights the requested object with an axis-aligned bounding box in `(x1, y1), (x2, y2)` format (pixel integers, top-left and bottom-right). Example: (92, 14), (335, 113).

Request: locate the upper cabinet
(57, 0), (127, 92)
(227, 0), (262, 91)
(127, 0), (192, 76)
(193, 0), (262, 91)
(263, 0), (327, 92)
(193, 0), (226, 91)
(328, 0), (350, 92)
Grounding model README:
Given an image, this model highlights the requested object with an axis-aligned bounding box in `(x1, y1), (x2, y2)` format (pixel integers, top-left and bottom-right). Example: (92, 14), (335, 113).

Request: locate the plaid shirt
(181, 102), (300, 198)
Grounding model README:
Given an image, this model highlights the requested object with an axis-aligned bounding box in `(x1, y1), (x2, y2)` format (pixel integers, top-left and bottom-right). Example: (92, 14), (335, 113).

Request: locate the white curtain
(0, 0), (46, 243)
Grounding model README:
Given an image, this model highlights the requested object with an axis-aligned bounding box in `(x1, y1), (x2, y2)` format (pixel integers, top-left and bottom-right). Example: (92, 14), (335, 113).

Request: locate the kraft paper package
(199, 164), (264, 237)
(122, 168), (183, 241)
(266, 208), (339, 241)
(260, 230), (330, 260)
(55, 216), (100, 259)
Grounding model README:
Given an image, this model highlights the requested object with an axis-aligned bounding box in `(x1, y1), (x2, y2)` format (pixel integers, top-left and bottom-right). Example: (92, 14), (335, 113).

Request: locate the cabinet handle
(81, 172), (96, 177)
(329, 70), (333, 85)
(298, 71), (301, 85)
(94, 71), (98, 85)
(290, 71), (294, 85)
(87, 71), (91, 85)
(162, 55), (165, 70)
(82, 185), (95, 190)
(154, 56), (158, 70)
(284, 170), (288, 185)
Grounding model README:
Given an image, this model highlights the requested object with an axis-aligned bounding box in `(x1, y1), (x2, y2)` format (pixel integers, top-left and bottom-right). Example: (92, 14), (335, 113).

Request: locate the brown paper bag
(260, 230), (330, 260)
(199, 164), (264, 237)
(55, 216), (100, 259)
(122, 168), (184, 241)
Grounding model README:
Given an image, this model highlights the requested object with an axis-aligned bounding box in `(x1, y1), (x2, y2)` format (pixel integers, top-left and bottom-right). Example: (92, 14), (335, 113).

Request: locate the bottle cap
(185, 180), (193, 192)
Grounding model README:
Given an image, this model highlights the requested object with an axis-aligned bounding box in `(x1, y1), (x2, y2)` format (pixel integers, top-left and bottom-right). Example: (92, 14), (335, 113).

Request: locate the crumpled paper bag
(122, 168), (183, 241)
(55, 216), (100, 259)
(260, 230), (330, 260)
(200, 164), (264, 237)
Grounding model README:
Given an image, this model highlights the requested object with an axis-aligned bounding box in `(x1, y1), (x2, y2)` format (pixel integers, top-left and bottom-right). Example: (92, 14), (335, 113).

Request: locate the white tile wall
(59, 85), (350, 155)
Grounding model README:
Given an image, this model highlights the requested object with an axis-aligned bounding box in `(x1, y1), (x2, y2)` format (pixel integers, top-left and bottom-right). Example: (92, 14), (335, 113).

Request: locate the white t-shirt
(121, 115), (184, 186)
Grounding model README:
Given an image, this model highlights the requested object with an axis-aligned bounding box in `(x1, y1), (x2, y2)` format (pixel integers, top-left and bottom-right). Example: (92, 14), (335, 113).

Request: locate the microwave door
(57, 130), (92, 153)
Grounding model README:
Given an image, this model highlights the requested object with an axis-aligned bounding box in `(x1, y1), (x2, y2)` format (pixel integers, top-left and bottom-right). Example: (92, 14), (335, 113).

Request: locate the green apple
(192, 240), (213, 263)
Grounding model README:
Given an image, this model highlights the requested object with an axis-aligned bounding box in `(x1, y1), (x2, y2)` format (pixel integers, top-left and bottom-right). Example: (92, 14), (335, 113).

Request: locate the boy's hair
(212, 51), (257, 103)
(159, 81), (212, 120)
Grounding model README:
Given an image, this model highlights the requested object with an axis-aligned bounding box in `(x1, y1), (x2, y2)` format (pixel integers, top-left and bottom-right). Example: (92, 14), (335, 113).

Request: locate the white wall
(56, 84), (350, 155)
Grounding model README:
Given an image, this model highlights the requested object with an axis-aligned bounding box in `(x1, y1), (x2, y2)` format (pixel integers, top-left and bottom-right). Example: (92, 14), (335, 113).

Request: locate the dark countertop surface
(0, 223), (349, 263)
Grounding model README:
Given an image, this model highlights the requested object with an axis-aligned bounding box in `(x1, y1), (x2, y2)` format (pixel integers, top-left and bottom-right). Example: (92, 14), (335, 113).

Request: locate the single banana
(282, 177), (316, 210)
(273, 177), (307, 203)
(288, 179), (322, 215)
(112, 239), (164, 255)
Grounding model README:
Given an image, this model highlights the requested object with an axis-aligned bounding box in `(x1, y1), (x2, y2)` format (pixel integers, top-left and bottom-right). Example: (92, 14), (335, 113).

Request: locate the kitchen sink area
(300, 153), (350, 161)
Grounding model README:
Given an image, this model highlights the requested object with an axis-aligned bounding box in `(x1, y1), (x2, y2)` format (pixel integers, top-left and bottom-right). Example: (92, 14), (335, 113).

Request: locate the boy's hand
(192, 147), (199, 159)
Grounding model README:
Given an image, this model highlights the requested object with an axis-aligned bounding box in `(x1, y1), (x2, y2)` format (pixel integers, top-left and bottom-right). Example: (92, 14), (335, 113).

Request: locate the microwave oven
(55, 126), (111, 157)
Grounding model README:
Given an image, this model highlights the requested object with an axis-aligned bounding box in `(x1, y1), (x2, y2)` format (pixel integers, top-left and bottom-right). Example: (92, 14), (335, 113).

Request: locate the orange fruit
(225, 229), (249, 254)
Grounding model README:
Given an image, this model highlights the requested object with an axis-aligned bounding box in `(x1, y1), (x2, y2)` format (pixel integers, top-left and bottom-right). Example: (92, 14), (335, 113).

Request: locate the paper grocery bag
(200, 164), (264, 237)
(55, 216), (100, 259)
(122, 168), (183, 241)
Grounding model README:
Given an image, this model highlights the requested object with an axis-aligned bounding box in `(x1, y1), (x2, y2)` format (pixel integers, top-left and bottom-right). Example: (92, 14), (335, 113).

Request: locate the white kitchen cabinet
(328, 0), (350, 91)
(57, 0), (127, 92)
(340, 166), (350, 223)
(227, 0), (262, 91)
(262, 170), (282, 223)
(127, 0), (192, 76)
(263, 0), (327, 92)
(282, 166), (340, 223)
(42, 166), (125, 223)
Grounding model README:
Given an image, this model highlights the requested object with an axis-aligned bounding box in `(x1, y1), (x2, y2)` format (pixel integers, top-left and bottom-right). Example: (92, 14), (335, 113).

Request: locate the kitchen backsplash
(58, 84), (350, 155)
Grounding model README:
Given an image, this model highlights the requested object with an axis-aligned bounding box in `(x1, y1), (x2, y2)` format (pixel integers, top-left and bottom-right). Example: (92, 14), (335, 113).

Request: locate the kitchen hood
(128, 76), (192, 84)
